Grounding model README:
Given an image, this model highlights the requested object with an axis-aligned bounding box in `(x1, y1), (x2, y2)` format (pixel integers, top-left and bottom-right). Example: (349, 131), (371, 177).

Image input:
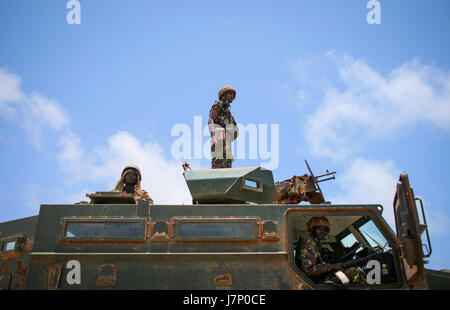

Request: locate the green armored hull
(0, 167), (447, 290)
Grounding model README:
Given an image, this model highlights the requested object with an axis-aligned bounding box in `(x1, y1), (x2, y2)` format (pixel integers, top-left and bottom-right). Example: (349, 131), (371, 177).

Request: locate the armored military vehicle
(0, 162), (447, 290)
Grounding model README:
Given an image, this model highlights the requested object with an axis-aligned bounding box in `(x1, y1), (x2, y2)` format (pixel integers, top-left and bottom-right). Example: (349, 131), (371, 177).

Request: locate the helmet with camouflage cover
(218, 86), (236, 100)
(122, 165), (142, 181)
(307, 216), (330, 232)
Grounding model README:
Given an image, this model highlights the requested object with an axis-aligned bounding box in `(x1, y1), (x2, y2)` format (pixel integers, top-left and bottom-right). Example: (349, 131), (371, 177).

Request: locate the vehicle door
(393, 172), (432, 288)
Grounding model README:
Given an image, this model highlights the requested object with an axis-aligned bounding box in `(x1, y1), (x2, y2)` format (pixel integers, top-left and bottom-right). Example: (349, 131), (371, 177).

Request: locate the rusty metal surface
(87, 192), (136, 204)
(0, 261), (8, 280)
(151, 232), (170, 242)
(0, 216), (38, 290)
(151, 221), (170, 241)
(14, 261), (28, 289)
(214, 264), (232, 288)
(96, 264), (117, 288)
(47, 264), (62, 290)
(394, 172), (427, 288)
(28, 252), (296, 289)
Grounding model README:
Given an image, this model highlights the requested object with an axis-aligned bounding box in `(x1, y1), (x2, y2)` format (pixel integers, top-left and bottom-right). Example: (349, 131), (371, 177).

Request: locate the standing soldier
(208, 86), (239, 169)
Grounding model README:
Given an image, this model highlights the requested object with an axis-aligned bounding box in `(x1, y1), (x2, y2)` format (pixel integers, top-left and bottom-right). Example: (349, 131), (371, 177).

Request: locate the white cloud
(294, 52), (450, 161)
(58, 131), (83, 165)
(330, 158), (399, 228)
(57, 130), (193, 205)
(292, 53), (450, 238)
(0, 69), (23, 118)
(1, 68), (193, 206)
(27, 92), (69, 130)
(327, 158), (450, 238)
(0, 69), (69, 148)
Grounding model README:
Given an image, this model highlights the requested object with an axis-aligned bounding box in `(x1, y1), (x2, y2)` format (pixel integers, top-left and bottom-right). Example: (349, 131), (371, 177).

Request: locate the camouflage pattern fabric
(326, 267), (366, 285)
(300, 235), (334, 276)
(139, 190), (154, 205)
(208, 100), (239, 169)
(111, 189), (154, 205)
(341, 267), (366, 284)
(300, 235), (366, 285)
(211, 158), (233, 169)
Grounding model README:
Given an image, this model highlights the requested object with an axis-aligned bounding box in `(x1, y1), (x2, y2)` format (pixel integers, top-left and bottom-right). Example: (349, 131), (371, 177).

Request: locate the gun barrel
(315, 171), (336, 179)
(315, 176), (336, 183)
(342, 252), (382, 269)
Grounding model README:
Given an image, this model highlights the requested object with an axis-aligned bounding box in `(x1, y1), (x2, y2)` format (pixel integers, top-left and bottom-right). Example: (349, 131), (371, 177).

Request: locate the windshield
(340, 232), (358, 248)
(359, 220), (391, 251)
(338, 219), (391, 252)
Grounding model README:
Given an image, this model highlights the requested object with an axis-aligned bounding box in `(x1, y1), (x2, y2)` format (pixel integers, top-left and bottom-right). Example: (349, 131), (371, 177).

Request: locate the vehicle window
(340, 232), (358, 248)
(243, 178), (262, 191)
(64, 220), (146, 240)
(244, 179), (259, 189)
(4, 241), (16, 251)
(175, 218), (258, 241)
(358, 221), (391, 251)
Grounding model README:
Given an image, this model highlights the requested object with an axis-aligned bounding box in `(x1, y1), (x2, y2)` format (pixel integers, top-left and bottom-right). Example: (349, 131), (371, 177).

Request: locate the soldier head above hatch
(113, 165), (154, 204)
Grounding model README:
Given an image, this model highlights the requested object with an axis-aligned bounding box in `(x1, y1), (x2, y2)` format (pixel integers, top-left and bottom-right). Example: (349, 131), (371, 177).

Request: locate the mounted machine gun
(274, 160), (336, 204)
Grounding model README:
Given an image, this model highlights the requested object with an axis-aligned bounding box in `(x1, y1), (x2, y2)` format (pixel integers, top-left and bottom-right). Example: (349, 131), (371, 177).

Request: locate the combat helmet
(122, 165), (142, 181)
(307, 216), (330, 232)
(218, 86), (236, 100)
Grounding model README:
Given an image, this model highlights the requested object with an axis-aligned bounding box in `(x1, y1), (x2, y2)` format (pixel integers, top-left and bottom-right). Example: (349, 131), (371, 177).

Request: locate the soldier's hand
(331, 263), (345, 271)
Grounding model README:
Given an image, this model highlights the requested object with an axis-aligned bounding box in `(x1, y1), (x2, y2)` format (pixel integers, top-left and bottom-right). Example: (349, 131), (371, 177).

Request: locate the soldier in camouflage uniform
(299, 217), (366, 285)
(113, 165), (154, 204)
(208, 86), (239, 169)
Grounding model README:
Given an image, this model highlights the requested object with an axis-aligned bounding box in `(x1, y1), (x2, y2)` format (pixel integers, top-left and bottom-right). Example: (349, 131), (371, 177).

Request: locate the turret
(183, 162), (335, 205)
(183, 167), (277, 204)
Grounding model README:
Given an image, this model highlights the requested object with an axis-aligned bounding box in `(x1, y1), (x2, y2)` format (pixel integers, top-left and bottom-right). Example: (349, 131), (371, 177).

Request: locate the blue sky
(1, 0), (449, 270)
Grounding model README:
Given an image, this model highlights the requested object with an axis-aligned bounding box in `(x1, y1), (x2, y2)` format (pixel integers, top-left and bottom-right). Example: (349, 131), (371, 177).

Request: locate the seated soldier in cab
(299, 217), (366, 285)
